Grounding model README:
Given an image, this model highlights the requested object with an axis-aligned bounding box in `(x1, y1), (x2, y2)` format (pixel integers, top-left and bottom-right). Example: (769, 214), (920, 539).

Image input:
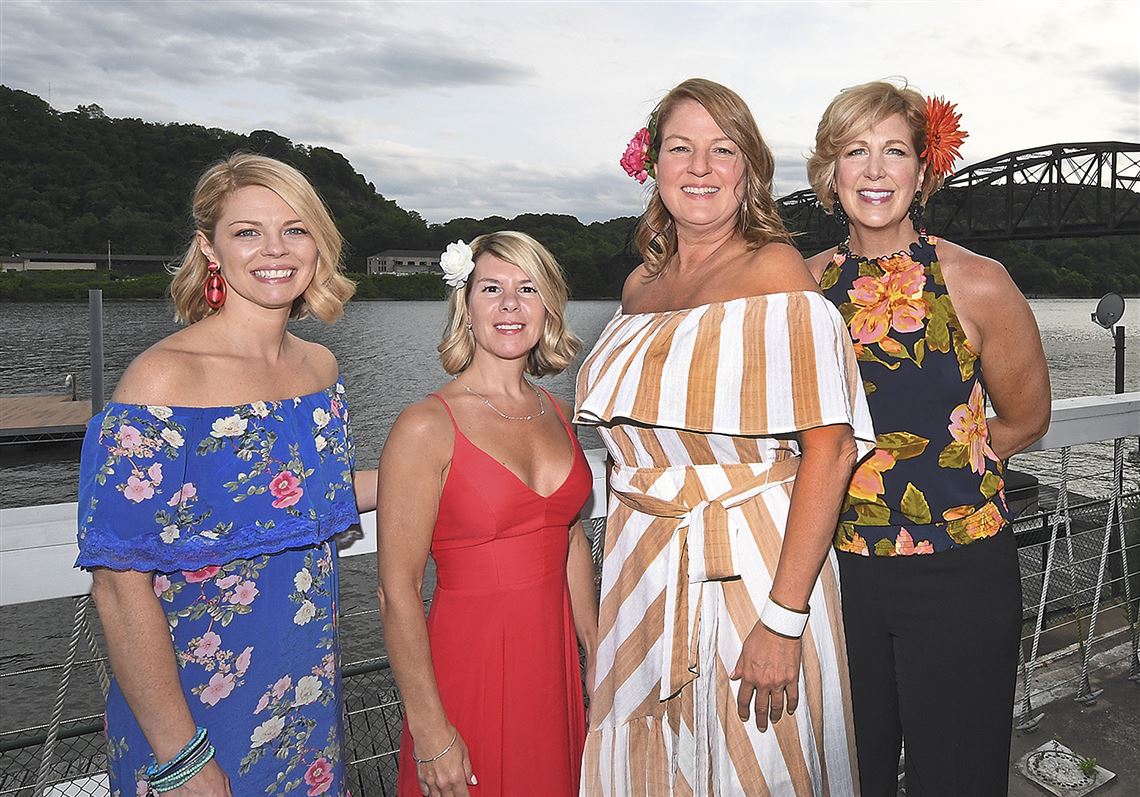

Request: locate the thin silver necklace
(457, 378), (545, 421)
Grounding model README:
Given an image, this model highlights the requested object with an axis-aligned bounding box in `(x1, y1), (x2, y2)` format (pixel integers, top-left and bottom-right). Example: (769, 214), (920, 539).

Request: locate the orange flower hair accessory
(922, 96), (968, 179)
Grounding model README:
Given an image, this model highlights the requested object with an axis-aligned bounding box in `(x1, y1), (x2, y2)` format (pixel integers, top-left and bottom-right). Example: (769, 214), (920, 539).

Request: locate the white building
(1, 256), (96, 272)
(0, 253), (173, 274)
(366, 250), (440, 276)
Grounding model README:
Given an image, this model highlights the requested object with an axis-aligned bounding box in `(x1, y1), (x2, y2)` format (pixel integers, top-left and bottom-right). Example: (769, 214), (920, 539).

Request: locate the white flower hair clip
(440, 240), (475, 289)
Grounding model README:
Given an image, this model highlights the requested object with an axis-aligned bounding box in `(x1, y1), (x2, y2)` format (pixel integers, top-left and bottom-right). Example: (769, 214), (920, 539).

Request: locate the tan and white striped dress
(575, 291), (874, 796)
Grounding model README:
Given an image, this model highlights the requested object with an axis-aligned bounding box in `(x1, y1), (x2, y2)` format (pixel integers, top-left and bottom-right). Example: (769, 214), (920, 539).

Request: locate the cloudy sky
(3, 1), (1137, 223)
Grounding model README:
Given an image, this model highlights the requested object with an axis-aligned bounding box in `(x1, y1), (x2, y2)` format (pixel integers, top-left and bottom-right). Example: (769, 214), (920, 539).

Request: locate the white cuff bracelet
(759, 595), (810, 639)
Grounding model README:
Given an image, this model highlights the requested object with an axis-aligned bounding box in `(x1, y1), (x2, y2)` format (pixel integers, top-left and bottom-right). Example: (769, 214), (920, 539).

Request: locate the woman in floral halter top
(805, 82), (1051, 796)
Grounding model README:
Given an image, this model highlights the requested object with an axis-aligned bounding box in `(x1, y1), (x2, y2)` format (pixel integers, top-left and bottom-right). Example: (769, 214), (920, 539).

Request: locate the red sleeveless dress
(396, 392), (591, 796)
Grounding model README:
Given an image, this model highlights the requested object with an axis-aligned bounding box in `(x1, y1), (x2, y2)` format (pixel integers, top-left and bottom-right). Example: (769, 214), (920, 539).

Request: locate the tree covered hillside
(0, 86), (639, 297)
(2, 86), (431, 263)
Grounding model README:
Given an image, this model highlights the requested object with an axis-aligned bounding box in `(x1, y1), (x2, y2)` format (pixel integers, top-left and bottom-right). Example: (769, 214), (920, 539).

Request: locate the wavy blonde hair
(807, 79), (944, 215)
(170, 153), (355, 324)
(438, 231), (581, 377)
(634, 78), (792, 277)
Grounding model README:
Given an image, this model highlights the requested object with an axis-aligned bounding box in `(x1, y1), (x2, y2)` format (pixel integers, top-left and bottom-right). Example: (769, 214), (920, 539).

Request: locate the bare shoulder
(743, 242), (820, 295)
(937, 239), (1022, 301)
(383, 395), (454, 462)
(288, 335), (340, 387)
(549, 393), (574, 420)
(620, 263), (652, 310)
(112, 328), (204, 405)
(805, 247), (840, 283)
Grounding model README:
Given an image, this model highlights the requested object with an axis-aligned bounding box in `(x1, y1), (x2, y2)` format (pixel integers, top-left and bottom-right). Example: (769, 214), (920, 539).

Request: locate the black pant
(838, 530), (1022, 797)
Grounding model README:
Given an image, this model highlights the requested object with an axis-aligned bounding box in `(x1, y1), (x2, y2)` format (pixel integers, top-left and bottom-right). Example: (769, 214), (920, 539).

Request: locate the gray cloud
(284, 43), (533, 102)
(2, 1), (532, 108)
(773, 152), (811, 197)
(349, 146), (641, 224)
(1091, 64), (1140, 139)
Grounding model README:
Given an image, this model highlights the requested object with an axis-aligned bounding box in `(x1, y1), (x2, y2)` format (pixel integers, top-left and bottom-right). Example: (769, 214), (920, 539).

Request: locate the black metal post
(1114, 325), (1125, 394)
(89, 289), (104, 414)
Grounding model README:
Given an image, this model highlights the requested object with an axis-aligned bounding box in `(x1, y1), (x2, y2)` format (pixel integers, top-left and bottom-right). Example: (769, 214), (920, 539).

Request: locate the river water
(0, 298), (1137, 729)
(1, 297), (1137, 508)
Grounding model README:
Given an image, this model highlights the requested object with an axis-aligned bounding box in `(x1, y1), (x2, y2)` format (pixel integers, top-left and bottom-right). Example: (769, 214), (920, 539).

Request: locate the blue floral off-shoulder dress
(75, 381), (358, 797)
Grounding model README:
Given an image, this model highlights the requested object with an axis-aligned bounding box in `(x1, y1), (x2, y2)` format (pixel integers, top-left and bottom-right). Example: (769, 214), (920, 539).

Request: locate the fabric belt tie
(609, 456), (799, 700)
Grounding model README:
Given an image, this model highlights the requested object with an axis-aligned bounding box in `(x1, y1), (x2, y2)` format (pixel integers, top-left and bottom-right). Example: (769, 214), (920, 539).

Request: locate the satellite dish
(1091, 293), (1125, 329)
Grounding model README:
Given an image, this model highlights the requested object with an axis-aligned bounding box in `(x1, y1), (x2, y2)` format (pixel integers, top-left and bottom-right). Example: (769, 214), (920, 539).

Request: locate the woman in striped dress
(576, 78), (875, 796)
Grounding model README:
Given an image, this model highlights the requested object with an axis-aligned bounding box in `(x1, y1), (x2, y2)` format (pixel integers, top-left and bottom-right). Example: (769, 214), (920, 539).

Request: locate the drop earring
(908, 191), (925, 231)
(832, 196), (850, 227)
(203, 261), (227, 309)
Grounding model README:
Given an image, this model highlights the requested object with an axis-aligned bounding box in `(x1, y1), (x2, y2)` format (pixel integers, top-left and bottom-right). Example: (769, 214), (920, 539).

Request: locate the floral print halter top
(820, 233), (1009, 556)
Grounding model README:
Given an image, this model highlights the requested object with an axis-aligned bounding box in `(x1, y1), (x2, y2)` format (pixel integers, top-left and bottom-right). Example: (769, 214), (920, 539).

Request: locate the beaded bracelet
(149, 743), (216, 792)
(143, 726), (216, 794)
(144, 726), (208, 780)
(412, 730), (458, 765)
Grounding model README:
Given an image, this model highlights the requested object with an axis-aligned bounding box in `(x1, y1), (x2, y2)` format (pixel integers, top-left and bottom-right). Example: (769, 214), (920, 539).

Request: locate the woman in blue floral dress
(76, 154), (371, 797)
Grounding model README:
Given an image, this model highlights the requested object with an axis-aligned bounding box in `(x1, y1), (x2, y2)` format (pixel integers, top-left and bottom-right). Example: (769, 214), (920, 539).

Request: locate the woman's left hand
(730, 621), (801, 732)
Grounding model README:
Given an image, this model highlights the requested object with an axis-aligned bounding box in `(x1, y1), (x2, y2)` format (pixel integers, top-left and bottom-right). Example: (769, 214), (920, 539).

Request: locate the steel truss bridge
(779, 141), (1140, 253)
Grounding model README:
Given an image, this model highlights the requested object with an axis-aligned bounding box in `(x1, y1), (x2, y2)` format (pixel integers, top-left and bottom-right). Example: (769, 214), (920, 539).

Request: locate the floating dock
(0, 393), (92, 445)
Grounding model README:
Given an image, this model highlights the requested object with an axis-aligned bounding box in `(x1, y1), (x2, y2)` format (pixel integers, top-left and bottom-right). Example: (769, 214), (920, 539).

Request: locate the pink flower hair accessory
(620, 116), (658, 184)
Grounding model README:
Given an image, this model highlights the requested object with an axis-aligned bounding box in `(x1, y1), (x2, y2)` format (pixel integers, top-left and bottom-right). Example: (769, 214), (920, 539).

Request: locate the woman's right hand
(415, 725), (476, 797)
(165, 759), (232, 796)
(730, 621), (802, 732)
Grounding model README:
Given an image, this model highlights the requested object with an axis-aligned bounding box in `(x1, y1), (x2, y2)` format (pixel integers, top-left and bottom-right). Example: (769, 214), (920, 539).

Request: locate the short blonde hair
(635, 78), (792, 277)
(807, 80), (945, 215)
(438, 231), (581, 377)
(170, 153), (355, 324)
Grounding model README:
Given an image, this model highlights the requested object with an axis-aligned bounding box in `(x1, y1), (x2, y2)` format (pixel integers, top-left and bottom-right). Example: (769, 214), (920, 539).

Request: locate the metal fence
(2, 432), (1136, 797)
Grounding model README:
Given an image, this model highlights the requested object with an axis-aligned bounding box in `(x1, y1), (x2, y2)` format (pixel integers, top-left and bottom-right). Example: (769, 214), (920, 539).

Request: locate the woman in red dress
(378, 231), (597, 797)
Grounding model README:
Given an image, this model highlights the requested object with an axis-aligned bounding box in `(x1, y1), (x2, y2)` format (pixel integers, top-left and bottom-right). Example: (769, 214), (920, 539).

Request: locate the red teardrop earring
(203, 261), (227, 309)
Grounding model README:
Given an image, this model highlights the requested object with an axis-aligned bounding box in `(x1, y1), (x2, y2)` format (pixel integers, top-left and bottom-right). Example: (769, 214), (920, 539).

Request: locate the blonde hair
(807, 79), (944, 215)
(438, 231), (581, 377)
(170, 153), (355, 324)
(635, 78), (792, 276)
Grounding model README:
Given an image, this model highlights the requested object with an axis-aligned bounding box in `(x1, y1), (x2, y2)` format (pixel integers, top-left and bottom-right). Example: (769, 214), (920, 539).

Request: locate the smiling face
(834, 112), (924, 237)
(655, 98), (746, 233)
(466, 252), (547, 365)
(198, 185), (319, 314)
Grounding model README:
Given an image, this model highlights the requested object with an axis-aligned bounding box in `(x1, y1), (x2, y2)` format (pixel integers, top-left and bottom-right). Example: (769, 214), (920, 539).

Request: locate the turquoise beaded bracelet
(144, 726), (215, 794)
(149, 743), (215, 792)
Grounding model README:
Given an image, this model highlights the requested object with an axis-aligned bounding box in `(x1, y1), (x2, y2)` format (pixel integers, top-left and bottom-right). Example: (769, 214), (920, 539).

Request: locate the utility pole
(107, 240), (112, 271)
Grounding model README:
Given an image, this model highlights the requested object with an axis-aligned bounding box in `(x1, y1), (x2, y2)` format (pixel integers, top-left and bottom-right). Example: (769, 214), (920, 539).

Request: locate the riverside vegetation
(2, 85), (1137, 301)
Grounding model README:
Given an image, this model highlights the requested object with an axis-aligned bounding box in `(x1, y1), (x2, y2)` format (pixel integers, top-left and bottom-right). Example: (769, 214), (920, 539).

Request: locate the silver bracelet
(412, 730), (457, 765)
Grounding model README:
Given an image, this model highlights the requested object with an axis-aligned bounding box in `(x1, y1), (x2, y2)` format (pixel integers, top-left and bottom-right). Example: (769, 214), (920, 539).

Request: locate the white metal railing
(1, 395), (1135, 714)
(0, 449), (610, 607)
(4, 395), (1135, 607)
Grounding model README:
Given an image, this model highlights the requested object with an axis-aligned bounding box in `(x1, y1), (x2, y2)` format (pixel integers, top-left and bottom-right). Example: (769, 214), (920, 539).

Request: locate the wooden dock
(0, 393), (93, 444)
